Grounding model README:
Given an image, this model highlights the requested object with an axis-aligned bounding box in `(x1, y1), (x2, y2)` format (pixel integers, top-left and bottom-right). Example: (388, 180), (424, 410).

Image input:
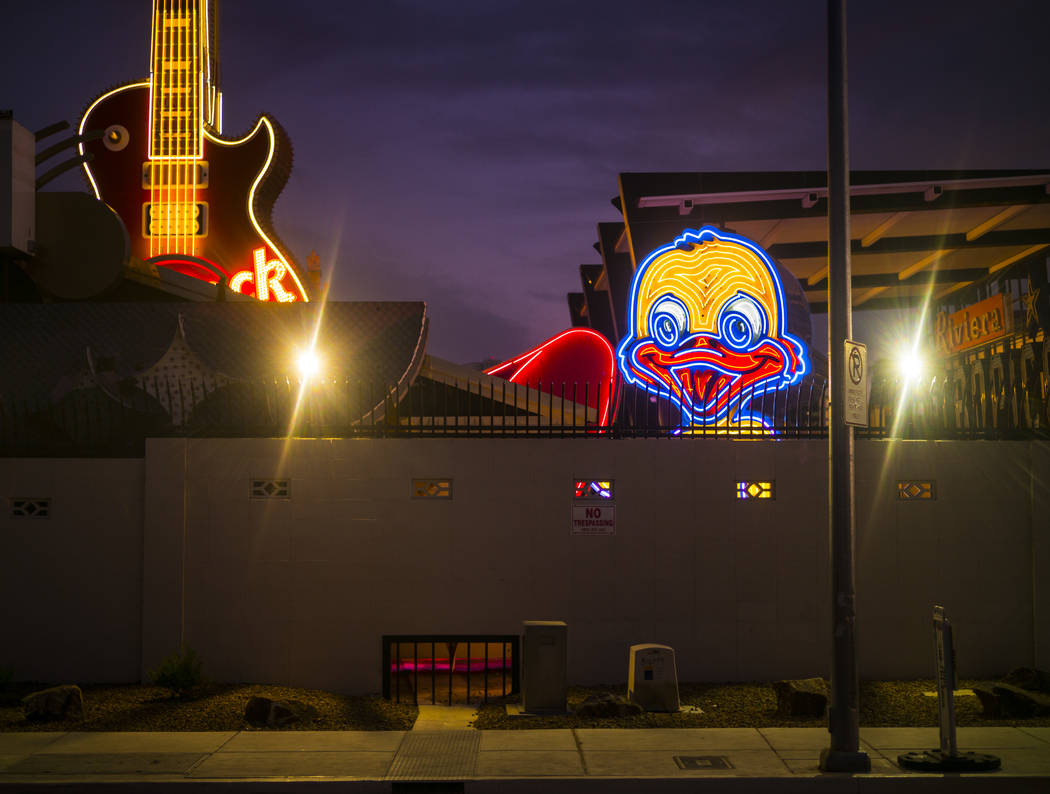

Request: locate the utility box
(522, 620), (567, 713)
(0, 113), (36, 256)
(628, 643), (680, 712)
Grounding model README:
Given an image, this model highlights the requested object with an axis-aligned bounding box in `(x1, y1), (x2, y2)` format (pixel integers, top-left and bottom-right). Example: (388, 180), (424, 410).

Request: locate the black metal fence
(382, 635), (519, 705)
(1, 365), (1048, 457)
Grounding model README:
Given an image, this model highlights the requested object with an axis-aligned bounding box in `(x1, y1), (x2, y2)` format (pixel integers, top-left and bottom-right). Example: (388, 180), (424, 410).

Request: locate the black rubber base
(898, 749), (1002, 772)
(819, 748), (872, 772)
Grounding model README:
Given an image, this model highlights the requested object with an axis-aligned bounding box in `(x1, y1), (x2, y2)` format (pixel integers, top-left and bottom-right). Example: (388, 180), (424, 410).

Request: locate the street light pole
(820, 0), (870, 773)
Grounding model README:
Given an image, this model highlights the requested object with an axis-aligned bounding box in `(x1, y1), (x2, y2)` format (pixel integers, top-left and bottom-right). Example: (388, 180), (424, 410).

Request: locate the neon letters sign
(230, 247), (297, 302)
(933, 294), (1008, 355)
(617, 226), (809, 432)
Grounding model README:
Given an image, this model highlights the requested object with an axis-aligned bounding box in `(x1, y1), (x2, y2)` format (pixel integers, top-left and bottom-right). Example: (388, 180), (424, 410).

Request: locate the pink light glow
(391, 657), (511, 673)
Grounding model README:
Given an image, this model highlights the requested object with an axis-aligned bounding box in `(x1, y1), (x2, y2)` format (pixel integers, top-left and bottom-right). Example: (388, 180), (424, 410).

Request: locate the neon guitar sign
(78, 0), (308, 302)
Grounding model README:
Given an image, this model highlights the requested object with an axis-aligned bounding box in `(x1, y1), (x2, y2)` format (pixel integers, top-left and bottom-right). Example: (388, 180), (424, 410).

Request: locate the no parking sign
(844, 340), (868, 427)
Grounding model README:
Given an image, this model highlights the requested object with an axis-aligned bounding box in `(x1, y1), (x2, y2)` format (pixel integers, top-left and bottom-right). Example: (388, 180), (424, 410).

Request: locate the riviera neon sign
(230, 247), (297, 302)
(616, 226), (809, 432)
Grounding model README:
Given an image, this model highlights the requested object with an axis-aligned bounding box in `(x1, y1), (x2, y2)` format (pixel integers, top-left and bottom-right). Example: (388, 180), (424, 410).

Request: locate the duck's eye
(718, 294), (767, 352)
(649, 295), (689, 351)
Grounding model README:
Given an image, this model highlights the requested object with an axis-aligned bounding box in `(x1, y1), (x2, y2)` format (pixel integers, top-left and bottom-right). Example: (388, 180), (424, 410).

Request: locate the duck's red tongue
(638, 338), (790, 416)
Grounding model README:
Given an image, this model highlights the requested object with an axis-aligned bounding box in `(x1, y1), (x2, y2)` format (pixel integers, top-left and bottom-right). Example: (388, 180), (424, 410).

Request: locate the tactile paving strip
(387, 730), (479, 780)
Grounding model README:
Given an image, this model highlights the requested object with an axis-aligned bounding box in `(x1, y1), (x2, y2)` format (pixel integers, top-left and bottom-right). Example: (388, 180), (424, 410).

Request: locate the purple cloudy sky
(5, 1), (1049, 363)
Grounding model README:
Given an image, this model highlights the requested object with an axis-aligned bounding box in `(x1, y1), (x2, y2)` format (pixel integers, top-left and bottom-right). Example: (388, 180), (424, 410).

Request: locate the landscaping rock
(22, 684), (84, 721)
(972, 685), (1001, 718)
(574, 693), (644, 717)
(772, 678), (829, 718)
(270, 699), (317, 726)
(991, 683), (1050, 718)
(1002, 667), (1050, 694)
(244, 696), (318, 727)
(244, 696), (272, 725)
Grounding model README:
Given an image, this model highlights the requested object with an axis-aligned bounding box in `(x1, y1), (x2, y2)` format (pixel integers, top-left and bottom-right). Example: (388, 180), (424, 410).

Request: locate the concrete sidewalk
(1, 726), (1048, 791)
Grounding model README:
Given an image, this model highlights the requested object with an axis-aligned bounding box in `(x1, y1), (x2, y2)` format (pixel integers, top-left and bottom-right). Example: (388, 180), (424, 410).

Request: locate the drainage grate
(388, 730), (479, 780)
(673, 755), (733, 770)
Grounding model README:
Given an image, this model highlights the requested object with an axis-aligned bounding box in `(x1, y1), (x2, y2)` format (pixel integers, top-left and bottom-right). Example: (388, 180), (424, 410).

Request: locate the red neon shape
(485, 328), (618, 427)
(151, 256), (225, 285)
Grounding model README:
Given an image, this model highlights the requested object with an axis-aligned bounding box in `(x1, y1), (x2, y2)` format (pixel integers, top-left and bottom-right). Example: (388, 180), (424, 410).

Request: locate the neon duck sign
(616, 226), (809, 433)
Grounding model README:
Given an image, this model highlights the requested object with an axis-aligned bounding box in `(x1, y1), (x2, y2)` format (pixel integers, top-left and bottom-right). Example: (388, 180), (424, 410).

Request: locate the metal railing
(1, 367), (1047, 456)
(382, 634), (519, 705)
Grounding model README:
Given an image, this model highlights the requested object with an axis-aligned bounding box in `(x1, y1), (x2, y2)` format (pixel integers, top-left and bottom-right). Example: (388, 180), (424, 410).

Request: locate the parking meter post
(897, 606), (1001, 772)
(934, 606), (958, 757)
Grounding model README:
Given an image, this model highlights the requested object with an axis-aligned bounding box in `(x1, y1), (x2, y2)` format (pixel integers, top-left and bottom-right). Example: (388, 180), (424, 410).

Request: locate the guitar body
(80, 81), (306, 299)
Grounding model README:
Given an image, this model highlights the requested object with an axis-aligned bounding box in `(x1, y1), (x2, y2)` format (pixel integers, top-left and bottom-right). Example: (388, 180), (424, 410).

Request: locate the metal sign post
(898, 606), (1001, 772)
(819, 0), (870, 774)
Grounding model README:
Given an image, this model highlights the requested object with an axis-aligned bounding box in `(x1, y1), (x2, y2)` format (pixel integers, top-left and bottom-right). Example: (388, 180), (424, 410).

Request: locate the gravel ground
(0, 683), (416, 732)
(472, 679), (1050, 730)
(2, 679), (1046, 731)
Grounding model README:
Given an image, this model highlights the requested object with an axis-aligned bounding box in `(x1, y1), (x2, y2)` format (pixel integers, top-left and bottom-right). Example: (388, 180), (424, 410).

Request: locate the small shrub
(149, 647), (204, 699)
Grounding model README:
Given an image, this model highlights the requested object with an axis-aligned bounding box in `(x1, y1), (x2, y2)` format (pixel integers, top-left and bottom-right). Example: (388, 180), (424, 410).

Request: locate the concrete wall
(1, 458), (144, 682)
(854, 440), (1037, 679)
(5, 438), (1045, 692)
(151, 437), (830, 693)
(142, 437), (1042, 693)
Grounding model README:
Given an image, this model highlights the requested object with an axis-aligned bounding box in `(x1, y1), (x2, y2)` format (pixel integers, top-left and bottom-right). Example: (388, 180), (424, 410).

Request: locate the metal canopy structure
(580, 169), (1050, 335)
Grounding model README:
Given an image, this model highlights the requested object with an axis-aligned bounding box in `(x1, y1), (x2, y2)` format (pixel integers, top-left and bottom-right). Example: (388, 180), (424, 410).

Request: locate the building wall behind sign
(0, 116), (36, 255)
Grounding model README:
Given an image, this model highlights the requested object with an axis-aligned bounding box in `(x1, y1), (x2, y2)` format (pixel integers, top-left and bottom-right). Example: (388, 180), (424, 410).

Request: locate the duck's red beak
(631, 335), (795, 418)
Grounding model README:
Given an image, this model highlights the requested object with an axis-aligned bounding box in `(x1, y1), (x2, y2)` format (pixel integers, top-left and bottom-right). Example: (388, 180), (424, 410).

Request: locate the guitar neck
(149, 0), (219, 160)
